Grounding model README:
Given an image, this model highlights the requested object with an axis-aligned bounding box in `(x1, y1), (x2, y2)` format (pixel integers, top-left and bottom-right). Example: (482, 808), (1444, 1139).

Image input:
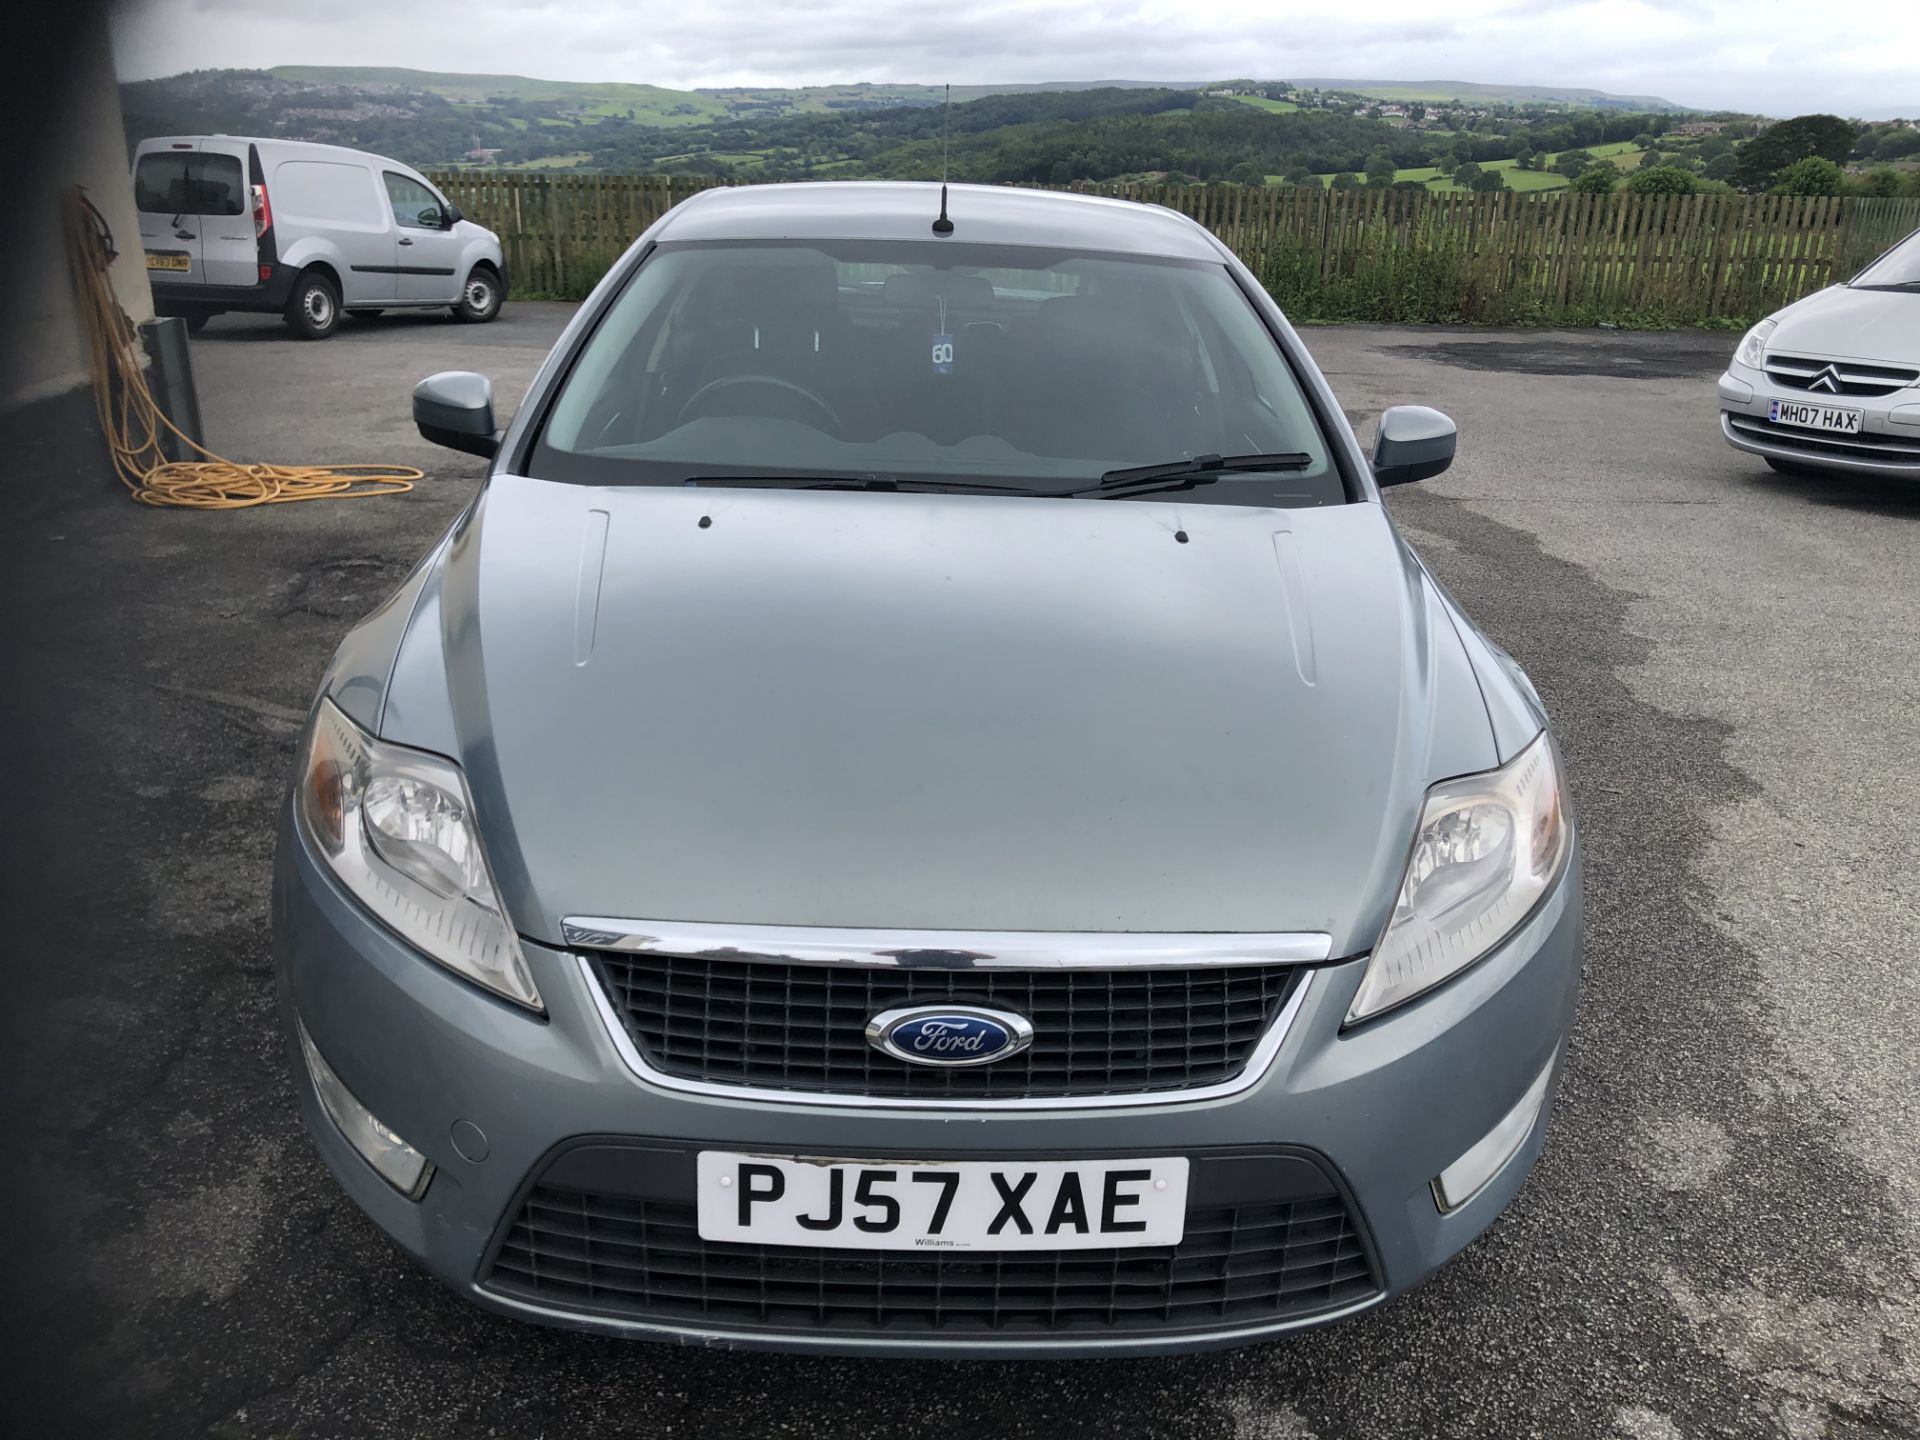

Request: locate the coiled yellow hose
(65, 188), (422, 508)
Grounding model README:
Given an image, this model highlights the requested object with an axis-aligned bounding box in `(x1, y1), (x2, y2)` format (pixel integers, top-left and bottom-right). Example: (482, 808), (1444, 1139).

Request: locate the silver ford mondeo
(273, 182), (1583, 1356)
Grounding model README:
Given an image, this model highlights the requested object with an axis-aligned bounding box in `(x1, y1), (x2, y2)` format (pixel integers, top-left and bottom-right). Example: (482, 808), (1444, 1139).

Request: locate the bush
(1769, 156), (1844, 196)
(1329, 171), (1360, 191)
(1851, 167), (1905, 197)
(1470, 168), (1507, 193)
(1452, 161), (1483, 188)
(1569, 163), (1619, 194)
(1626, 165), (1698, 195)
(1553, 149), (1595, 177)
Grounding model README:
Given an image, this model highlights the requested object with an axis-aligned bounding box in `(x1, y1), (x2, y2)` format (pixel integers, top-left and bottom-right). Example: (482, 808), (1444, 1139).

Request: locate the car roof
(653, 182), (1227, 261)
(135, 135), (409, 167)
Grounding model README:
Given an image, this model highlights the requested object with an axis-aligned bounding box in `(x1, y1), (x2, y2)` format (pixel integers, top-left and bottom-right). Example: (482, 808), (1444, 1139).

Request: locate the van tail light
(252, 182), (272, 239)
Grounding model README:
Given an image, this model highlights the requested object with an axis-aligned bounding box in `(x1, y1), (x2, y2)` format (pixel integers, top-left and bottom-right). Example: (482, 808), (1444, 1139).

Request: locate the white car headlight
(296, 697), (541, 1012)
(1349, 731), (1570, 1023)
(1734, 318), (1777, 369)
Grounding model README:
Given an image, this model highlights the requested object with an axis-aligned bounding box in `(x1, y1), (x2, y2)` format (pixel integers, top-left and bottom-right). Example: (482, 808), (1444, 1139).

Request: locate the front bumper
(1718, 367), (1920, 479)
(272, 807), (1583, 1357)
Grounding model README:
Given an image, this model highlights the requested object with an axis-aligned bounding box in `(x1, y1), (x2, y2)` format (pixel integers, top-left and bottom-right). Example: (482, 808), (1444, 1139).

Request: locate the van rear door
(193, 141), (258, 289)
(134, 142), (204, 283)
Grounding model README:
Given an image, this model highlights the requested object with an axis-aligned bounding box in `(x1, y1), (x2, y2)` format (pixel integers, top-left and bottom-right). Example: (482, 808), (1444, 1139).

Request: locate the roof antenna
(932, 83), (954, 235)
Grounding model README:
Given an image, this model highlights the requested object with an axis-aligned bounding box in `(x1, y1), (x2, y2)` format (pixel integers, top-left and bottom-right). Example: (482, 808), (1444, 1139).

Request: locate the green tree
(1452, 161), (1483, 189)
(1227, 159), (1265, 185)
(1625, 165), (1698, 195)
(1329, 171), (1361, 190)
(1730, 114), (1857, 191)
(1569, 162), (1619, 193)
(1469, 168), (1507, 193)
(1365, 148), (1397, 187)
(1768, 156), (1844, 196)
(1704, 152), (1737, 182)
(1553, 148), (1595, 178)
(1048, 159), (1073, 184)
(1282, 162), (1313, 186)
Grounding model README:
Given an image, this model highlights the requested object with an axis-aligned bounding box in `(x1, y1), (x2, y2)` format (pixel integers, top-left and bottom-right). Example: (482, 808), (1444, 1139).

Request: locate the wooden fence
(427, 171), (1920, 325)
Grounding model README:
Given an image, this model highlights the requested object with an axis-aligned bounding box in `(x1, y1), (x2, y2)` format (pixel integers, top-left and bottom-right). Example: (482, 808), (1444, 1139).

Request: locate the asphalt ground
(1, 303), (1915, 1439)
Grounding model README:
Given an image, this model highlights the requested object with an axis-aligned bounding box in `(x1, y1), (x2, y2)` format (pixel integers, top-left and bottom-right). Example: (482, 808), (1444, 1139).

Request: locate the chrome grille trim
(561, 917), (1333, 968)
(1763, 352), (1920, 397)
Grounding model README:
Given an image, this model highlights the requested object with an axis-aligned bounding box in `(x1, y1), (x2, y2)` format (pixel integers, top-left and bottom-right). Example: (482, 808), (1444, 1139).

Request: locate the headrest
(945, 274), (995, 309)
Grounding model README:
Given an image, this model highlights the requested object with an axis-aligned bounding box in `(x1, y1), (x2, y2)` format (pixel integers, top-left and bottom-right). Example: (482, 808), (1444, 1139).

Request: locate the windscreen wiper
(1080, 452), (1314, 499)
(683, 475), (1044, 495)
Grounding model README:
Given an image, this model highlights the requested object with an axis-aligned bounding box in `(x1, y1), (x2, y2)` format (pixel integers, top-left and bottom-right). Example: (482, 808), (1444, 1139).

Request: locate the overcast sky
(111, 0), (1918, 118)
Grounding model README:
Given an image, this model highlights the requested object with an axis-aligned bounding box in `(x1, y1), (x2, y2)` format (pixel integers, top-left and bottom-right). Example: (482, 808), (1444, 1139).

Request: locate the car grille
(1727, 412), (1920, 469)
(586, 952), (1304, 1100)
(483, 1185), (1379, 1338)
(1763, 353), (1920, 398)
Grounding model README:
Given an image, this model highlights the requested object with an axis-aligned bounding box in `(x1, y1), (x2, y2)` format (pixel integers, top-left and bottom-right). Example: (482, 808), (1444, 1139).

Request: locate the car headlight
(295, 697), (542, 1012)
(1735, 318), (1777, 369)
(1348, 730), (1569, 1023)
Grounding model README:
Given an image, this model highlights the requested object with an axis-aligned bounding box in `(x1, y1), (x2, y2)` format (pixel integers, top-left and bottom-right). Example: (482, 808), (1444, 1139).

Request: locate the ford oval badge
(866, 1005), (1035, 1068)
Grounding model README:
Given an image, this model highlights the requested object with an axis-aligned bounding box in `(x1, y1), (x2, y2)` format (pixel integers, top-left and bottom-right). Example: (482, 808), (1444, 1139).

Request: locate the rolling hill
(264, 67), (1689, 119)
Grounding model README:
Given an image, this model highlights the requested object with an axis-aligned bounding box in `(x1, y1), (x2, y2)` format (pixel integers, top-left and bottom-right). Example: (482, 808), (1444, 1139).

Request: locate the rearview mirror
(413, 371), (499, 459)
(1372, 405), (1456, 487)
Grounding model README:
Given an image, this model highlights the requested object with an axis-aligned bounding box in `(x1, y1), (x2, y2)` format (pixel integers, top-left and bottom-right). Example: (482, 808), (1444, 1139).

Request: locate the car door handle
(174, 230), (194, 240)
(398, 236), (414, 246)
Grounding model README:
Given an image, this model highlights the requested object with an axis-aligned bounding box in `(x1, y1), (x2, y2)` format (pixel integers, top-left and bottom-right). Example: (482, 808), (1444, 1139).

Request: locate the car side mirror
(1372, 405), (1457, 487)
(417, 206), (445, 229)
(444, 203), (463, 226)
(414, 371), (499, 459)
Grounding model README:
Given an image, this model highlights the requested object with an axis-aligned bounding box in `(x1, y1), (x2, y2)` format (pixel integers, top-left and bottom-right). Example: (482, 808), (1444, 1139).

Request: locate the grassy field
(1225, 94), (1301, 114)
(1304, 138), (1647, 191)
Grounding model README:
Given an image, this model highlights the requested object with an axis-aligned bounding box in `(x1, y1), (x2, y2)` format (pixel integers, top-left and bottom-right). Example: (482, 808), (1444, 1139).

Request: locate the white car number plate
(1769, 398), (1861, 434)
(697, 1152), (1189, 1251)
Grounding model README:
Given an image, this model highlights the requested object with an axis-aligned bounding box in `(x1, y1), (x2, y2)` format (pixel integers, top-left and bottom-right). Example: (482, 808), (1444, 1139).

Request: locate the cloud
(110, 0), (1920, 116)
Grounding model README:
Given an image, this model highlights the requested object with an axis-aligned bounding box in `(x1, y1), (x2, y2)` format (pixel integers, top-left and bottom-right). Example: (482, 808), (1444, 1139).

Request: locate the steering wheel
(674, 375), (843, 437)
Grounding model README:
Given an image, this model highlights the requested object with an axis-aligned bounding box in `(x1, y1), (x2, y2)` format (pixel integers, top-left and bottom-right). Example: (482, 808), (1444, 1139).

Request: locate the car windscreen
(531, 239), (1347, 506)
(1850, 229), (1920, 289)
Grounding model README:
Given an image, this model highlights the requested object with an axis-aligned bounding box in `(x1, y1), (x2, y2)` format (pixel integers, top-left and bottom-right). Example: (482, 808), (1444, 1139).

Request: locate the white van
(132, 136), (508, 340)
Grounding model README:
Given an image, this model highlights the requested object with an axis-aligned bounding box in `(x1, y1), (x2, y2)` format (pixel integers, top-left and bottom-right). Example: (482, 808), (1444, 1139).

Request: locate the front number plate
(1769, 398), (1861, 434)
(696, 1152), (1189, 1252)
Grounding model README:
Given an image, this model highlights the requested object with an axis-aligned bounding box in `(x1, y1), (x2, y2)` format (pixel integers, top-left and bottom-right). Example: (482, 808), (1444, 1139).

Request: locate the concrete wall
(0, 8), (152, 413)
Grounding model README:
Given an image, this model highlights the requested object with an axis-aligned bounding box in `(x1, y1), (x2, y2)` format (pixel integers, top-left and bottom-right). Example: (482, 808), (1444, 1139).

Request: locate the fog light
(1432, 1051), (1558, 1214)
(297, 1020), (433, 1199)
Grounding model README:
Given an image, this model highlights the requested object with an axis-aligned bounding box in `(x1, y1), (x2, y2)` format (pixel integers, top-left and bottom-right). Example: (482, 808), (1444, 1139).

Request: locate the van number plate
(146, 253), (191, 272)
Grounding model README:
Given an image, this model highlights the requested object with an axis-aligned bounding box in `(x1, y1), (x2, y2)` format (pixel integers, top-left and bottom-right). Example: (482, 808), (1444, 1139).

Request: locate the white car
(133, 136), (508, 339)
(1719, 226), (1920, 481)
